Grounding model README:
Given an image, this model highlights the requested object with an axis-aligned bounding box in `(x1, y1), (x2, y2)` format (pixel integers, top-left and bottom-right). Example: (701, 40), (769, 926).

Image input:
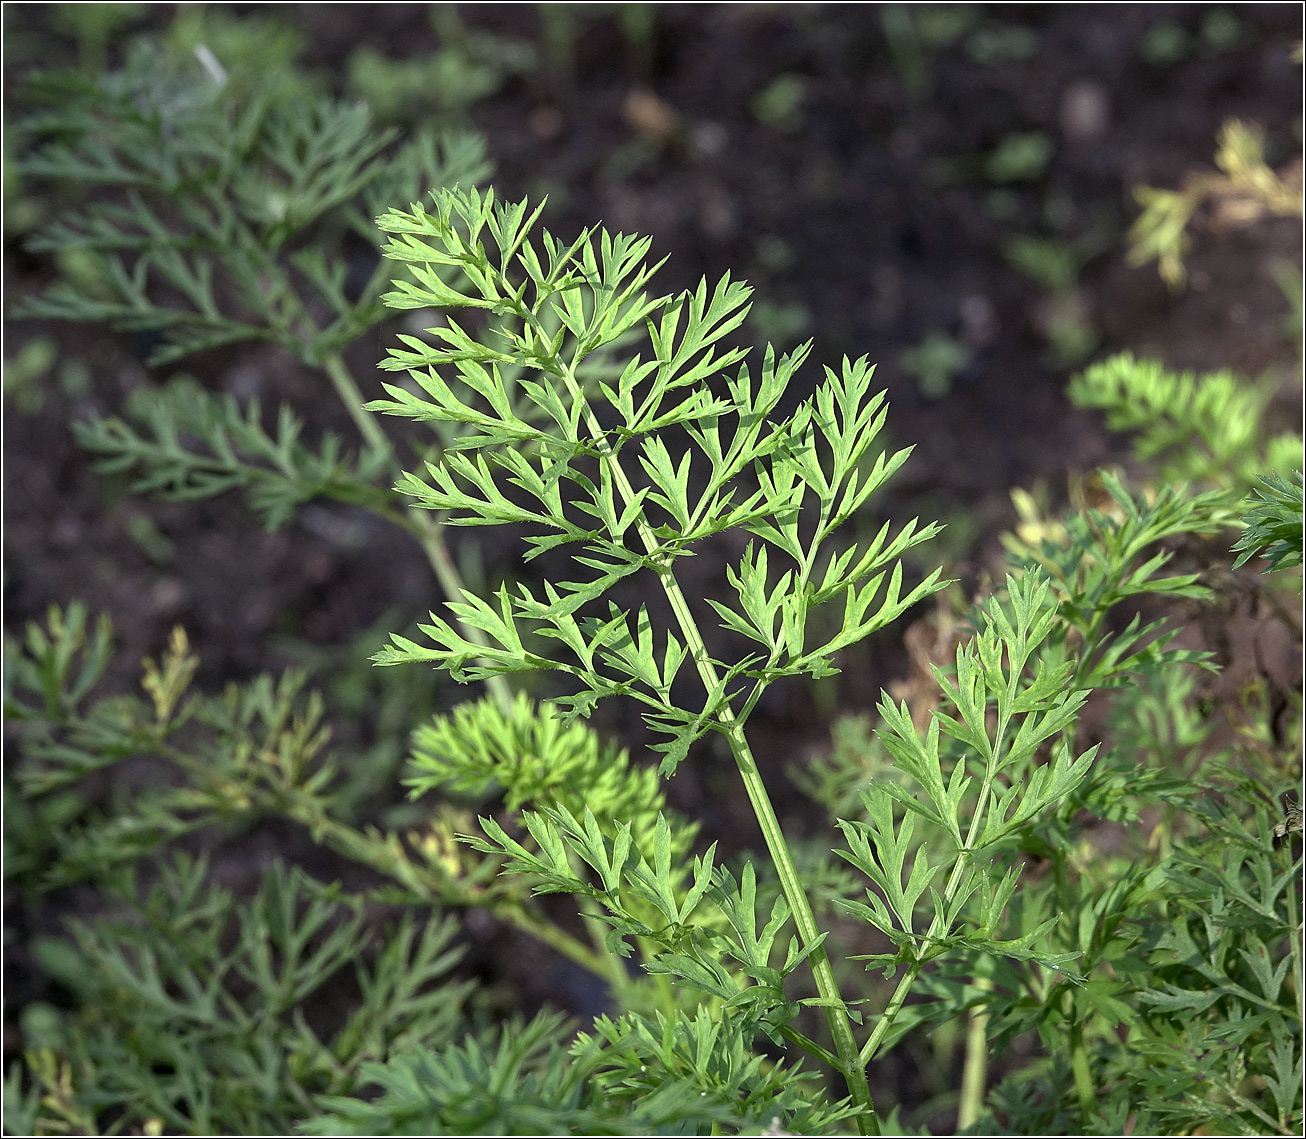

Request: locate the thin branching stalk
(291, 808), (614, 981)
(321, 350), (512, 711)
(141, 730), (611, 981)
(860, 775), (999, 1068)
(548, 353), (879, 1130)
(322, 352), (394, 457)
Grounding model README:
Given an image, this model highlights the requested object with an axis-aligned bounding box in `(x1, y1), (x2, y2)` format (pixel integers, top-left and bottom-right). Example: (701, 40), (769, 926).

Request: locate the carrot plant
(4, 33), (1301, 1137)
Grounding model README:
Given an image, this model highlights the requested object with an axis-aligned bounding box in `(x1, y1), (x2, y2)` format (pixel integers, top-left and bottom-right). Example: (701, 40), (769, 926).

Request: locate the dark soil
(3, 2), (1302, 1128)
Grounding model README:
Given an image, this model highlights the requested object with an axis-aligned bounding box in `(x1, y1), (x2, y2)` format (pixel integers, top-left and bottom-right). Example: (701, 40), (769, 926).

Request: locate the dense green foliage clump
(4, 19), (1301, 1138)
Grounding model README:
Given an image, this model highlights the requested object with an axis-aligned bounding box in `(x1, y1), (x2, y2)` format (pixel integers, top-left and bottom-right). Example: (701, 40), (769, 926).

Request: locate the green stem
(777, 1024), (844, 1072)
(406, 509), (513, 712)
(299, 808), (613, 980)
(1068, 1018), (1095, 1123)
(319, 351), (512, 711)
(726, 721), (876, 1134)
(554, 359), (878, 1133)
(956, 973), (992, 1131)
(1215, 1078), (1294, 1134)
(570, 858), (644, 1006)
(322, 351), (391, 456)
(1288, 850), (1303, 1030)
(155, 737), (615, 983)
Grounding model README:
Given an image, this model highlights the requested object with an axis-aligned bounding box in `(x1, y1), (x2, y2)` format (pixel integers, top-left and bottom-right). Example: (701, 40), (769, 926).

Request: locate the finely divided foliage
(1067, 352), (1302, 488)
(348, 186), (1301, 1135)
(11, 44), (488, 545)
(364, 185), (957, 1122)
(368, 186), (944, 775)
(7, 62), (1301, 1129)
(1233, 470), (1305, 574)
(16, 53), (490, 368)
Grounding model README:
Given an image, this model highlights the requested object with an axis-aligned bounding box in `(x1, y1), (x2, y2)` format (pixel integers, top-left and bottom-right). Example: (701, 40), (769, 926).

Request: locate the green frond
(305, 1002), (853, 1135)
(372, 188), (945, 768)
(73, 376), (394, 530)
(1068, 351), (1299, 489)
(1232, 469), (1304, 575)
(405, 692), (686, 854)
(15, 44), (491, 369)
(1002, 469), (1238, 651)
(19, 856), (475, 1136)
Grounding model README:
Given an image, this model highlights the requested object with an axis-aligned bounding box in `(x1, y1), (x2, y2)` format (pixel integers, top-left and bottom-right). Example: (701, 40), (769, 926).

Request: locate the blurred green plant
(899, 330), (970, 400)
(1129, 119), (1303, 289)
(751, 74), (807, 134)
(12, 853), (478, 1137)
(347, 8), (536, 128)
(12, 45), (485, 369)
(879, 4), (979, 100)
(929, 131), (1055, 189)
(965, 23), (1038, 67)
(985, 132), (1055, 184)
(8, 30), (537, 711)
(1067, 352), (1302, 489)
(161, 4), (315, 103)
(531, 2), (663, 96)
(48, 2), (145, 72)
(1004, 235), (1101, 367)
(1004, 236), (1081, 295)
(747, 297), (813, 349)
(1200, 8), (1243, 52)
(3, 336), (58, 414)
(1139, 19), (1191, 67)
(122, 510), (176, 565)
